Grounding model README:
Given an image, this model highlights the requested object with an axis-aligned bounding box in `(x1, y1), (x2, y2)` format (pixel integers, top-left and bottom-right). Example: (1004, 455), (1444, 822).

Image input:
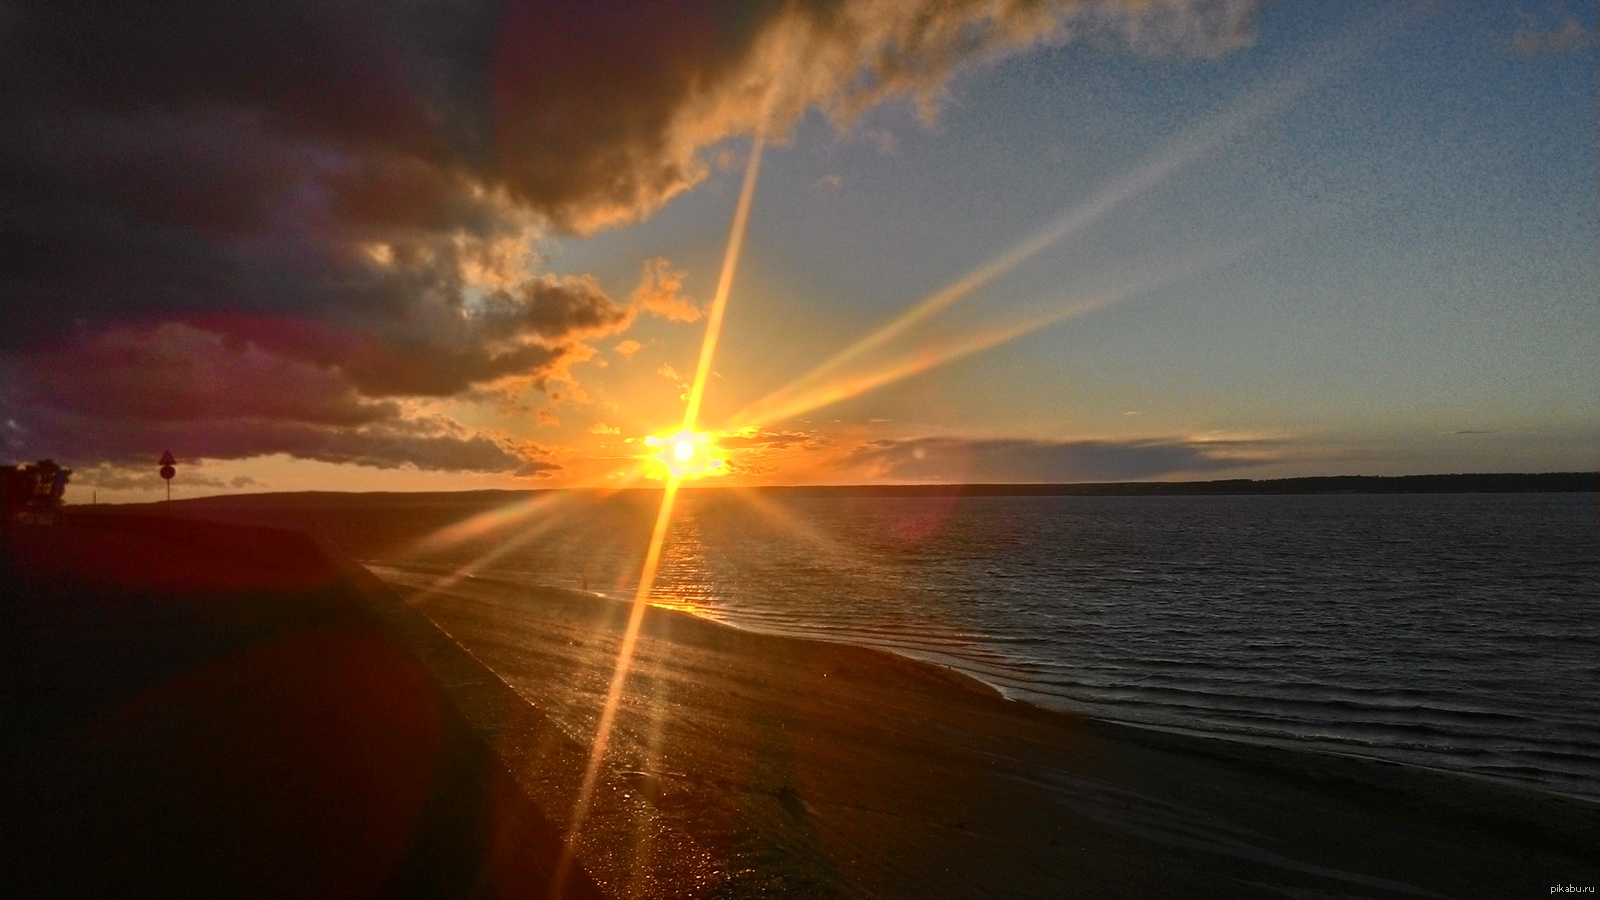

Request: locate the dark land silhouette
(1, 514), (603, 898)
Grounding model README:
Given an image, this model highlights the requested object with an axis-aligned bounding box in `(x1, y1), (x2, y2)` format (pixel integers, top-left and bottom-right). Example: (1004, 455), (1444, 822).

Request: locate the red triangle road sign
(159, 450), (176, 466)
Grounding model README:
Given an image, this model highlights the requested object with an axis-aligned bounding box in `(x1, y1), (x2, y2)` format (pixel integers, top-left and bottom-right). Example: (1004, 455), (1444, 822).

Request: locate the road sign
(159, 450), (175, 501)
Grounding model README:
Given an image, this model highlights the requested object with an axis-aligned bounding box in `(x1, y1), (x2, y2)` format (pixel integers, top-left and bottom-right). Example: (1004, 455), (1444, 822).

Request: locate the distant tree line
(710, 472), (1598, 498)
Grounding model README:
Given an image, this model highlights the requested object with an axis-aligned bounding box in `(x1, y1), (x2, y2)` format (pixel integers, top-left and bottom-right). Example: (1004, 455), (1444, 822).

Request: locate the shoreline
(374, 563), (1600, 806)
(379, 564), (1600, 898)
(7, 513), (1595, 897)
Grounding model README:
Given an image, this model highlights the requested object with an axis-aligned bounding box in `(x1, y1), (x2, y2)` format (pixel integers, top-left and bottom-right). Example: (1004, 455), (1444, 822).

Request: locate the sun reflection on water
(641, 513), (719, 618)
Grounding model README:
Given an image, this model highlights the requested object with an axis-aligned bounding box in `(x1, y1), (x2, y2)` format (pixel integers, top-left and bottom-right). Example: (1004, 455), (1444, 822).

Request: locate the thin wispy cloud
(1512, 17), (1596, 55)
(631, 258), (703, 323)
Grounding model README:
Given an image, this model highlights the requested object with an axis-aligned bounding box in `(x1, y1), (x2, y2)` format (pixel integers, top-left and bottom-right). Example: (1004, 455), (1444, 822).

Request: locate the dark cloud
(842, 436), (1273, 482)
(0, 0), (1263, 341)
(5, 402), (556, 476)
(4, 323), (399, 426)
(207, 273), (628, 399)
(0, 0), (1262, 471)
(0, 322), (558, 475)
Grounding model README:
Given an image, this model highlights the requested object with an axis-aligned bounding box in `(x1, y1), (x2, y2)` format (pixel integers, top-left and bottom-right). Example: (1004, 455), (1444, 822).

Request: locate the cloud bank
(0, 0), (1262, 473)
(840, 436), (1274, 482)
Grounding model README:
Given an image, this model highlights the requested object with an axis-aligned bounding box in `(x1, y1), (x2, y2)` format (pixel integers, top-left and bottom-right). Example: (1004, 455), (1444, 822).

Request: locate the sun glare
(554, 115), (771, 896)
(644, 430), (727, 480)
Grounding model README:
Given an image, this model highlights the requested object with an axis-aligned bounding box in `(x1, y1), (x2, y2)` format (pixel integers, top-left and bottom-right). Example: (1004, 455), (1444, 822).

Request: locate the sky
(1, 0), (1595, 502)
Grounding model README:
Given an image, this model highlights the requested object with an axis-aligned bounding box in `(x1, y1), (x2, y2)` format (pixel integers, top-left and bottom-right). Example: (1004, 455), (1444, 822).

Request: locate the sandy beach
(7, 511), (1597, 898)
(382, 567), (1600, 898)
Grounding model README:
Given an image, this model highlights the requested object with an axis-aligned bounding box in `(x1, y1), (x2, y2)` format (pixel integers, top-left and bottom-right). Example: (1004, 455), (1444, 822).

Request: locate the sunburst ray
(554, 112), (772, 892)
(735, 71), (1311, 428)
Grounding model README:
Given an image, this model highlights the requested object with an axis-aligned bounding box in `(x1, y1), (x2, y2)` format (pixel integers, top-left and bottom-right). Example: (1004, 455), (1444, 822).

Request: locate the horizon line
(77, 471), (1597, 505)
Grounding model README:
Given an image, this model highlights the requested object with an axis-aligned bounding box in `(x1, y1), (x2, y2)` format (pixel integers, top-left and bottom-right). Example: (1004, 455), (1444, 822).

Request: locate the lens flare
(555, 94), (773, 893)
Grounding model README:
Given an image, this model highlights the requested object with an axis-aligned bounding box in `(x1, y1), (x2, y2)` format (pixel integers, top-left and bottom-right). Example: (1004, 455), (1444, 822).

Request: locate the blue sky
(539, 2), (1596, 483)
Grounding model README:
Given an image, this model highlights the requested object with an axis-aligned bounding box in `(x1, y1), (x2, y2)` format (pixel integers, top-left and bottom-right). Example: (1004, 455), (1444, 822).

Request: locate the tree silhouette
(1, 459), (71, 525)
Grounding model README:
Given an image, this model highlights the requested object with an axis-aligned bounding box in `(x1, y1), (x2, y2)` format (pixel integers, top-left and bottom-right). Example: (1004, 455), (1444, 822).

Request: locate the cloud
(485, 0), (1261, 232)
(588, 422), (622, 436)
(0, 0), (1263, 471)
(0, 269), (625, 469)
(631, 257), (703, 323)
(655, 363), (692, 400)
(1512, 17), (1596, 55)
(1075, 0), (1265, 59)
(719, 427), (822, 450)
(4, 323), (397, 426)
(0, 323), (557, 475)
(614, 340), (643, 359)
(70, 463), (255, 493)
(0, 1), (1266, 329)
(838, 435), (1276, 482)
(6, 407), (557, 476)
(219, 256), (633, 399)
(816, 173), (844, 190)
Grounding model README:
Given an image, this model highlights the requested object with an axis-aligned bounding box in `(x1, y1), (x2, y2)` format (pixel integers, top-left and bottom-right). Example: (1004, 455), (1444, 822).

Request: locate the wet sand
(380, 567), (1600, 899)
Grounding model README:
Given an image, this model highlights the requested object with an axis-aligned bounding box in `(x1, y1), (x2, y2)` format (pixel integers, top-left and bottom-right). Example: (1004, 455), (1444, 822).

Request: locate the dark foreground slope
(0, 515), (604, 898)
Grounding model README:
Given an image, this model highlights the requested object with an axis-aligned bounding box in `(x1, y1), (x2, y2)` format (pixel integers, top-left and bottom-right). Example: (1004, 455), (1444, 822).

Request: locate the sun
(643, 429), (728, 480)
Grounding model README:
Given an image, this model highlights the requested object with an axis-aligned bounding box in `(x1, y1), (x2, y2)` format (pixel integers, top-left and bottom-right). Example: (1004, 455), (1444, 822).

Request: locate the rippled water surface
(370, 491), (1600, 797)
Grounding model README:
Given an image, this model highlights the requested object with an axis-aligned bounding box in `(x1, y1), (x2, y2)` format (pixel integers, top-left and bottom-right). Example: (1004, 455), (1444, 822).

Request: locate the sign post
(159, 450), (176, 502)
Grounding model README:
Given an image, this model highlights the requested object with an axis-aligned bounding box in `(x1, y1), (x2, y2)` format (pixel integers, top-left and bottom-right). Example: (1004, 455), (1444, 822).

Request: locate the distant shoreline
(735, 471), (1597, 497)
(78, 471), (1596, 508)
